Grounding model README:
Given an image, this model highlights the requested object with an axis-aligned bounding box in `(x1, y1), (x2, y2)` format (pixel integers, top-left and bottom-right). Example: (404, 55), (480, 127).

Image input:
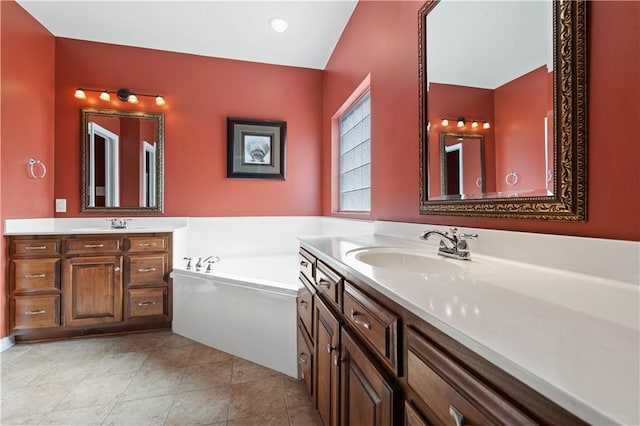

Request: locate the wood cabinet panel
(63, 255), (123, 327)
(405, 401), (430, 426)
(126, 254), (168, 286)
(11, 239), (60, 256)
(343, 282), (399, 373)
(12, 294), (60, 329)
(299, 250), (315, 285)
(127, 287), (167, 318)
(11, 258), (60, 293)
(126, 236), (168, 253)
(298, 322), (314, 398)
(316, 261), (342, 310)
(315, 296), (341, 426)
(298, 277), (315, 341)
(407, 328), (535, 426)
(65, 237), (121, 255)
(340, 329), (397, 426)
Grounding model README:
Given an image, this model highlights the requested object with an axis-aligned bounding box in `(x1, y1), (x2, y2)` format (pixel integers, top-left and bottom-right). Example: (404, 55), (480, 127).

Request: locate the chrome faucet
(108, 218), (130, 229)
(420, 227), (478, 260)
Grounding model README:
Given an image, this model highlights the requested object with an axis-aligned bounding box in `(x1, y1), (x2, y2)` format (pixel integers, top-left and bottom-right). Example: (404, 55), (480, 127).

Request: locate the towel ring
(505, 171), (519, 186)
(28, 158), (47, 179)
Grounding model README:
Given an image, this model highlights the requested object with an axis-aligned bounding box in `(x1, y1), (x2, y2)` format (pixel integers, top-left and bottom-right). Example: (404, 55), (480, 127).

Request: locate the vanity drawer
(65, 237), (122, 255)
(344, 282), (399, 372)
(127, 287), (167, 318)
(126, 254), (168, 286)
(297, 322), (314, 398)
(316, 261), (342, 309)
(298, 250), (315, 285)
(12, 239), (61, 257)
(298, 278), (315, 341)
(12, 294), (60, 329)
(126, 236), (169, 253)
(11, 258), (60, 293)
(406, 328), (535, 426)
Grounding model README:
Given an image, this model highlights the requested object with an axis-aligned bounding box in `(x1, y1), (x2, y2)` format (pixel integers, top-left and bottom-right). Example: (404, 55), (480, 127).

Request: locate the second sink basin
(346, 247), (464, 275)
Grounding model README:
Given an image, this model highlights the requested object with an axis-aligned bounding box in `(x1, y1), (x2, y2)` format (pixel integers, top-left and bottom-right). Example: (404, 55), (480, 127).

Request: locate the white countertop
(3, 218), (189, 235)
(299, 234), (640, 425)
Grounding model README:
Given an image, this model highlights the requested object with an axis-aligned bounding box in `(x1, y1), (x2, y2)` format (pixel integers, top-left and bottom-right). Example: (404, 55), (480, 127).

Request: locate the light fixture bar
(74, 87), (166, 105)
(439, 116), (490, 129)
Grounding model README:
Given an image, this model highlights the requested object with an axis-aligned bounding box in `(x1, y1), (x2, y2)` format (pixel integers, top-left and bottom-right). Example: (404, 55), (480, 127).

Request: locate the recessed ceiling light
(269, 17), (289, 33)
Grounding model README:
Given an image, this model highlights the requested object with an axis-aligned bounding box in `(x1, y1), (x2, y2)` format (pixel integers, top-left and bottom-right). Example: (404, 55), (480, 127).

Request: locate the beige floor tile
(284, 376), (312, 409)
(36, 404), (113, 425)
(155, 332), (197, 349)
(120, 364), (186, 401)
(102, 394), (174, 426)
(30, 356), (97, 385)
(228, 377), (287, 420)
(1, 379), (78, 420)
(1, 359), (56, 399)
(0, 344), (32, 364)
(189, 343), (236, 365)
(87, 351), (148, 378)
(227, 408), (290, 426)
(231, 358), (285, 384)
(165, 386), (232, 425)
(289, 405), (321, 426)
(140, 345), (195, 368)
(180, 360), (234, 392)
(55, 372), (135, 411)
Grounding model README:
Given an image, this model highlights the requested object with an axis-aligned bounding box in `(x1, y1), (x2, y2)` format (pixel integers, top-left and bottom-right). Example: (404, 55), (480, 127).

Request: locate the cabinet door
(125, 253), (168, 286)
(315, 296), (341, 426)
(341, 329), (397, 426)
(297, 323), (314, 398)
(63, 255), (123, 327)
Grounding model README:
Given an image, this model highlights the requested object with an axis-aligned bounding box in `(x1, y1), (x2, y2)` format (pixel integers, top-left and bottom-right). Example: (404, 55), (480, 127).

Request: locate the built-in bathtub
(171, 254), (300, 377)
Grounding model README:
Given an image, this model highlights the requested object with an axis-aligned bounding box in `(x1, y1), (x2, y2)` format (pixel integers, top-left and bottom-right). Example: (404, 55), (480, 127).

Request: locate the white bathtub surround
(300, 233), (640, 425)
(373, 220), (640, 285)
(0, 336), (15, 352)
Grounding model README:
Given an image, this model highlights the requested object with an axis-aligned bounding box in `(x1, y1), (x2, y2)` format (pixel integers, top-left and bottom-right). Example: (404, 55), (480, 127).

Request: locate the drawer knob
(114, 267), (121, 272)
(25, 246), (46, 250)
(350, 309), (371, 330)
(300, 260), (309, 267)
(299, 353), (308, 364)
(299, 300), (309, 309)
(138, 243), (157, 247)
(84, 244), (104, 248)
(449, 405), (465, 426)
(138, 301), (156, 306)
(24, 273), (46, 279)
(318, 279), (331, 288)
(326, 343), (335, 354)
(137, 268), (157, 273)
(25, 310), (46, 315)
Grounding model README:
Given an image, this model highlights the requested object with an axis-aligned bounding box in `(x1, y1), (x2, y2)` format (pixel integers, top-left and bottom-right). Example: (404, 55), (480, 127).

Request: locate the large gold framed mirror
(418, 0), (586, 220)
(80, 108), (164, 214)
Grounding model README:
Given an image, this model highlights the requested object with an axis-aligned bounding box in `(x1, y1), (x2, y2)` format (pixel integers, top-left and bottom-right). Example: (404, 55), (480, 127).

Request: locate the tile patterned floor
(0, 330), (319, 426)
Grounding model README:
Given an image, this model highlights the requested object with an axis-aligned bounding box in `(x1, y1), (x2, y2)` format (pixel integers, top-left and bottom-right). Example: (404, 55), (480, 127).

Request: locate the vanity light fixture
(73, 87), (167, 105)
(269, 17), (289, 33)
(440, 117), (491, 130)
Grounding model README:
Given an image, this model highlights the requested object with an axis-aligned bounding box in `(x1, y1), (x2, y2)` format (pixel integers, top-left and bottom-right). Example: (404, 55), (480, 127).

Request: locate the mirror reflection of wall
(426, 0), (553, 199)
(83, 109), (162, 212)
(436, 133), (485, 200)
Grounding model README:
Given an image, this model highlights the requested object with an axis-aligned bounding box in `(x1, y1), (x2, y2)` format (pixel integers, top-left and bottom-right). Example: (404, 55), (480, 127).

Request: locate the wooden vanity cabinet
(299, 244), (588, 426)
(6, 233), (172, 342)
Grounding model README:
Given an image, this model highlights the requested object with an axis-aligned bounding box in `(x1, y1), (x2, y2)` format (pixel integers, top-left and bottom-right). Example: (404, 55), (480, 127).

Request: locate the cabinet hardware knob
(300, 260), (309, 267)
(84, 244), (104, 248)
(299, 353), (308, 364)
(350, 309), (371, 330)
(318, 279), (331, 288)
(138, 301), (156, 306)
(139, 243), (156, 247)
(326, 343), (334, 354)
(25, 310), (46, 315)
(24, 273), (46, 279)
(137, 268), (157, 273)
(299, 300), (309, 309)
(449, 405), (465, 426)
(25, 246), (46, 250)
(333, 354), (341, 366)
(114, 267), (121, 272)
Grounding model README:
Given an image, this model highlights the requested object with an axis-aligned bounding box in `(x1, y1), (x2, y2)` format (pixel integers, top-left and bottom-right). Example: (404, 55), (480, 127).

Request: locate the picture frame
(227, 117), (287, 180)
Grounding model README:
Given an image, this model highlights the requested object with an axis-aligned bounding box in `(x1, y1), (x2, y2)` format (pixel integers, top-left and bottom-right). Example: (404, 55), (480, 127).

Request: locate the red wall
(0, 0), (56, 338)
(54, 38), (324, 217)
(324, 0), (640, 241)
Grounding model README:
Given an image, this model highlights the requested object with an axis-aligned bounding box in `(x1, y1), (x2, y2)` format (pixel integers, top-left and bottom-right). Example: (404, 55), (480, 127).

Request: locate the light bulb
(155, 96), (166, 106)
(128, 94), (138, 104)
(74, 89), (86, 99)
(441, 118), (449, 127)
(99, 91), (111, 101)
(483, 121), (490, 129)
(269, 17), (289, 33)
(457, 119), (465, 128)
(471, 121), (478, 128)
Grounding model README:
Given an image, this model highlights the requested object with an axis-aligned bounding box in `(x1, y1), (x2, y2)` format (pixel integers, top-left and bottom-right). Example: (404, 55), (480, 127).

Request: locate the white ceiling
(16, 0), (359, 70)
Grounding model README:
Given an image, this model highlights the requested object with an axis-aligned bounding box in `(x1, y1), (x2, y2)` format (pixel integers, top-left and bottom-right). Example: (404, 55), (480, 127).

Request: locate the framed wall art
(227, 117), (287, 180)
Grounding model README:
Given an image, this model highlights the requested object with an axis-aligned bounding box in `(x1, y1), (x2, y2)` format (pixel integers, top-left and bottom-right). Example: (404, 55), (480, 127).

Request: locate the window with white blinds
(339, 91), (371, 212)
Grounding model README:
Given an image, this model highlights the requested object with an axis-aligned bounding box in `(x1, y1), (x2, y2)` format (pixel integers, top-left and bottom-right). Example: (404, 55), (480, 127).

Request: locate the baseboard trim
(1, 336), (15, 352)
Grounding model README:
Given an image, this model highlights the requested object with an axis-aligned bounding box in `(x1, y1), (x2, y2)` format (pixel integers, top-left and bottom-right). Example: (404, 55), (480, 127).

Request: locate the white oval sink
(346, 247), (464, 274)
